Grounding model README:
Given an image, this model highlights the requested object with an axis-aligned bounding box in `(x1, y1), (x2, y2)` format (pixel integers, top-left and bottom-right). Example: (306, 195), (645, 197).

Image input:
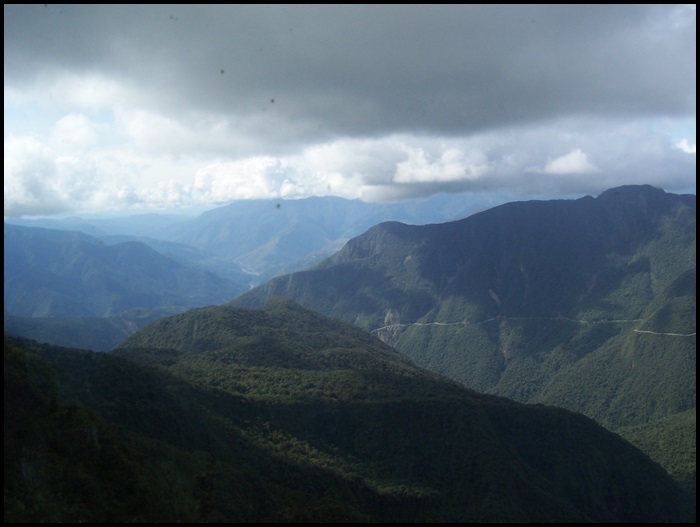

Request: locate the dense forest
(5, 300), (695, 522)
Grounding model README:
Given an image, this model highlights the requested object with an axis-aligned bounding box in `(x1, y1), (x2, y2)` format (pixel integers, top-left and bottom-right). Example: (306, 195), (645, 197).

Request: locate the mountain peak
(596, 184), (670, 207)
(597, 184), (665, 198)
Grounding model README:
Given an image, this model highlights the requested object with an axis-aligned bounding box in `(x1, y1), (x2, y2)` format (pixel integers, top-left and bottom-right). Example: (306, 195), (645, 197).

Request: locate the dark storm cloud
(5, 4), (695, 142)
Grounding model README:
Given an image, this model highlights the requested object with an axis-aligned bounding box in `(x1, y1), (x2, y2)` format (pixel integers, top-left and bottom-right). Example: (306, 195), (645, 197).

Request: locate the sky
(4, 4), (696, 218)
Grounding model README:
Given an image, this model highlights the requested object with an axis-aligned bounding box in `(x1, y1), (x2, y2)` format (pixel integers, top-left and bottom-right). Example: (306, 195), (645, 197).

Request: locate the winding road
(371, 315), (696, 338)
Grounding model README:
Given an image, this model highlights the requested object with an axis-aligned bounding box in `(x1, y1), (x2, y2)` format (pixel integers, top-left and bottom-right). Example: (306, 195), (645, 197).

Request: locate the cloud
(5, 5), (694, 140)
(393, 146), (488, 184)
(50, 113), (98, 151)
(542, 149), (599, 175)
(3, 5), (695, 216)
(4, 134), (121, 217)
(676, 139), (696, 154)
(4, 112), (696, 217)
(4, 136), (60, 216)
(183, 121), (695, 204)
(192, 158), (289, 202)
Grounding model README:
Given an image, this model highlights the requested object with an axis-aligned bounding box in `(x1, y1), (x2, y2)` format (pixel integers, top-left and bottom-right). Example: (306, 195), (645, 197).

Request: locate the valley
(5, 4), (695, 523)
(4, 185), (696, 522)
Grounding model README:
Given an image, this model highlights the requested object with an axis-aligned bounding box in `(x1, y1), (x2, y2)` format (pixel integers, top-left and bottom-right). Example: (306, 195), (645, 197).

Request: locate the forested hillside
(5, 301), (694, 521)
(231, 185), (696, 494)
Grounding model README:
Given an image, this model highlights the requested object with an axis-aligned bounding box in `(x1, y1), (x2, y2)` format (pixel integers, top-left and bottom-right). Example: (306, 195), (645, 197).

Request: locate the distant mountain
(4, 314), (134, 352)
(152, 193), (505, 281)
(3, 305), (187, 352)
(5, 211), (192, 238)
(5, 301), (693, 522)
(5, 193), (507, 286)
(4, 223), (246, 318)
(231, 185), (696, 488)
(99, 234), (252, 286)
(3, 193), (503, 350)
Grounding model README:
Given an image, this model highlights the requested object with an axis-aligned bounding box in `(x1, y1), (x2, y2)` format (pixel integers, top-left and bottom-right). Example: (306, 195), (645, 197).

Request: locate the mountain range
(3, 192), (504, 349)
(3, 223), (246, 318)
(4, 184), (696, 519)
(5, 300), (694, 522)
(6, 192), (505, 283)
(231, 185), (696, 495)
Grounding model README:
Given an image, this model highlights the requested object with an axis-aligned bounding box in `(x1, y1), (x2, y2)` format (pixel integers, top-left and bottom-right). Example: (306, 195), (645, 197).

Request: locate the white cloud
(115, 108), (195, 155)
(393, 146), (488, 184)
(676, 138), (696, 154)
(4, 73), (127, 111)
(4, 136), (58, 216)
(52, 73), (129, 110)
(50, 113), (98, 152)
(192, 157), (285, 202)
(4, 114), (696, 217)
(542, 149), (599, 175)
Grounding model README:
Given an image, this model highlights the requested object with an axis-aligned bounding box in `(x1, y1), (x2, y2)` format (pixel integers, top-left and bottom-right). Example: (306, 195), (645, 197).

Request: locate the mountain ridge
(8, 300), (690, 522)
(233, 186), (693, 329)
(229, 185), (696, 491)
(4, 223), (245, 318)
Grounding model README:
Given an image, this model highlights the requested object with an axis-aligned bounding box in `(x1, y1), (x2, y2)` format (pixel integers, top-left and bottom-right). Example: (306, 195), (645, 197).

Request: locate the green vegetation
(5, 338), (213, 522)
(617, 409), (696, 504)
(5, 186), (695, 521)
(231, 185), (696, 493)
(5, 299), (695, 522)
(4, 306), (188, 352)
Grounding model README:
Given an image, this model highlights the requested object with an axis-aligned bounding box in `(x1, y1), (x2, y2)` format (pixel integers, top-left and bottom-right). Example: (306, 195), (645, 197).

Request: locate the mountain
(231, 185), (696, 489)
(152, 193), (505, 281)
(3, 193), (502, 350)
(99, 234), (252, 286)
(3, 306), (187, 352)
(5, 301), (694, 522)
(5, 194), (503, 285)
(4, 314), (134, 352)
(5, 211), (192, 238)
(616, 408), (696, 500)
(4, 223), (246, 318)
(5, 193), (506, 288)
